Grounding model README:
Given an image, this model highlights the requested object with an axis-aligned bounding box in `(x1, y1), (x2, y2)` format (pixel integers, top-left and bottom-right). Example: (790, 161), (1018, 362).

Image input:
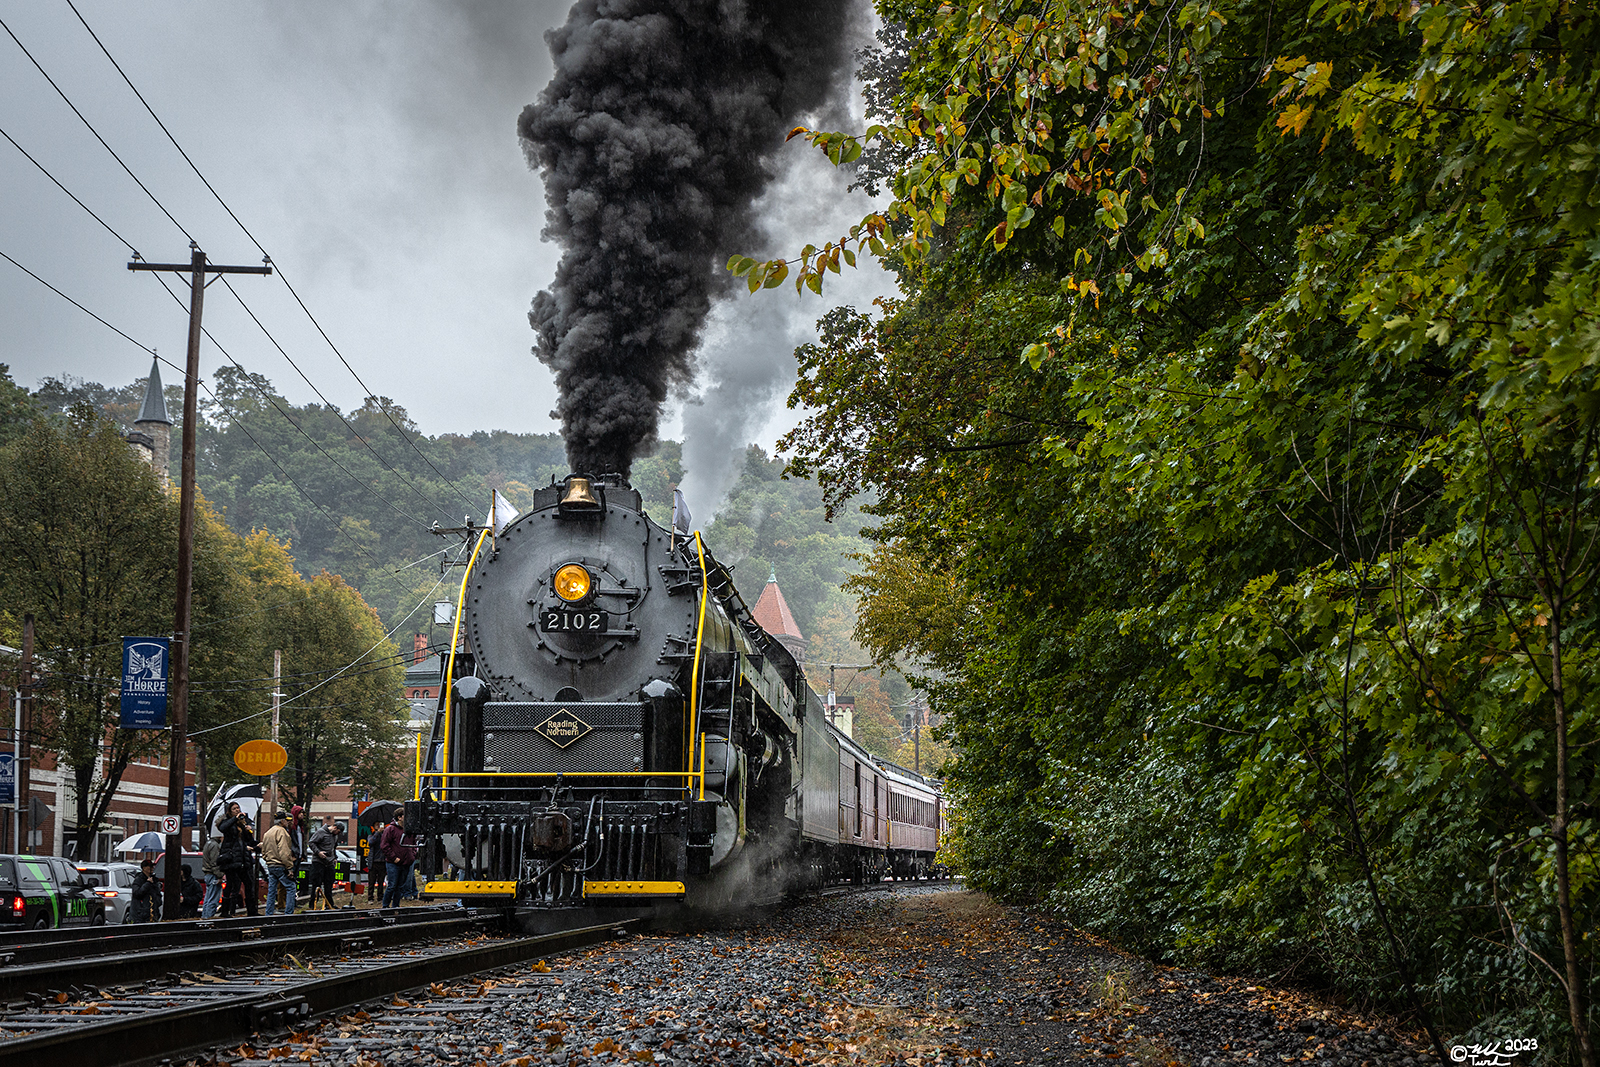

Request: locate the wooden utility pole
(268, 650), (281, 816)
(16, 615), (32, 853)
(129, 244), (271, 918)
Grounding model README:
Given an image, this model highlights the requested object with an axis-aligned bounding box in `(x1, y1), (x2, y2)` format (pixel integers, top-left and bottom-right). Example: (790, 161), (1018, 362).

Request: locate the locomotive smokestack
(519, 0), (853, 478)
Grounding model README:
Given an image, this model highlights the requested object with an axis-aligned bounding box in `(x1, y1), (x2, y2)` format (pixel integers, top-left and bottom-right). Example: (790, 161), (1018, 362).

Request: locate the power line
(0, 244), (381, 565)
(188, 563), (452, 737)
(0, 11), (190, 242)
(219, 276), (452, 527)
(0, 122), (141, 254)
(142, 274), (437, 535)
(65, 0), (484, 519)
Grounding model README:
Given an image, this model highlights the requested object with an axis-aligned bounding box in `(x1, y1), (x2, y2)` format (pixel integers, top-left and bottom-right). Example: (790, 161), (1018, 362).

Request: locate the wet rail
(0, 905), (501, 998)
(0, 919), (633, 1067)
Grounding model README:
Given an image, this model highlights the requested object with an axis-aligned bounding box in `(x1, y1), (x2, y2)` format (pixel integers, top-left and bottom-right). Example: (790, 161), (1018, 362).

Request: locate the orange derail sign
(234, 739), (288, 777)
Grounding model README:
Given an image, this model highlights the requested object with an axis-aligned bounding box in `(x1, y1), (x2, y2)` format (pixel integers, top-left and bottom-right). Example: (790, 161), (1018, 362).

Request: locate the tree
(763, 0), (1599, 1055)
(0, 365), (39, 446)
(0, 409), (178, 858)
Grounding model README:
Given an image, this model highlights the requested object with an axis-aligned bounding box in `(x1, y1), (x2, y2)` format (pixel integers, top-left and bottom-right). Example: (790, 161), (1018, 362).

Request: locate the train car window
(854, 764), (862, 837)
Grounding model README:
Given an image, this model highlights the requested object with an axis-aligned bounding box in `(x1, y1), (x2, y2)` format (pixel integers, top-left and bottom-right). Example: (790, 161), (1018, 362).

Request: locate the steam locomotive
(408, 474), (943, 916)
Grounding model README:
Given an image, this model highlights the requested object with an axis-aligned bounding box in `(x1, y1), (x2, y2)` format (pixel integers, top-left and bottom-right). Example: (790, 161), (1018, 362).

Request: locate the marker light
(553, 564), (593, 603)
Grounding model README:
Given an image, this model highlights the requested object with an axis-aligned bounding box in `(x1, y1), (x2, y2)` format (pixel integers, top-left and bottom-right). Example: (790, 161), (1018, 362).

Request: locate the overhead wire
(0, 21), (431, 553)
(188, 561), (454, 737)
(143, 273), (437, 535)
(0, 244), (382, 565)
(65, 0), (485, 519)
(218, 275), (454, 526)
(0, 11), (191, 242)
(5, 6), (469, 528)
(0, 121), (141, 255)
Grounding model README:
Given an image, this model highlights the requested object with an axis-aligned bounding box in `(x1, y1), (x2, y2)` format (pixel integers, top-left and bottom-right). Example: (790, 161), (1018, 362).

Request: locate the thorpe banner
(120, 636), (170, 729)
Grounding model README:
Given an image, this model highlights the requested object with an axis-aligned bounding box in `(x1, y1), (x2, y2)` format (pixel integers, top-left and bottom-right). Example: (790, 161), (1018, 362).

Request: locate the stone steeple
(130, 359), (172, 481)
(751, 570), (806, 662)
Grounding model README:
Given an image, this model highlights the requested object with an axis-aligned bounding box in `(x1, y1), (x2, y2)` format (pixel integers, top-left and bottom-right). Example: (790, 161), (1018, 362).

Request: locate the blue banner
(0, 753), (13, 806)
(182, 785), (198, 827)
(120, 636), (170, 729)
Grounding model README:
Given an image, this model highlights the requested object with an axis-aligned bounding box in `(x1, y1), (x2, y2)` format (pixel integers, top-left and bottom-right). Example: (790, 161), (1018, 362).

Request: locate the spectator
(201, 834), (223, 918)
(178, 864), (203, 919)
(378, 810), (415, 909)
(365, 821), (388, 904)
(261, 810), (297, 916)
(290, 805), (306, 863)
(239, 814), (262, 916)
(217, 802), (260, 918)
(308, 813), (340, 910)
(128, 859), (161, 923)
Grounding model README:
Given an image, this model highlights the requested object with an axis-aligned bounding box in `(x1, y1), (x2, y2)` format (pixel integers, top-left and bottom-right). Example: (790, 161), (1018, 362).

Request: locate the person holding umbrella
(127, 859), (162, 924)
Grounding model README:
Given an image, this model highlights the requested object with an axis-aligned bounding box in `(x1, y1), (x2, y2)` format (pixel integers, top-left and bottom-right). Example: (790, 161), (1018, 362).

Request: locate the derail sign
(234, 739), (288, 777)
(120, 637), (170, 729)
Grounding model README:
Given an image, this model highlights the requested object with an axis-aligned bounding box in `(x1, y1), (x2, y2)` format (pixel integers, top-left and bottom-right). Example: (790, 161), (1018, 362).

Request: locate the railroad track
(0, 905), (502, 999)
(0, 920), (634, 1067)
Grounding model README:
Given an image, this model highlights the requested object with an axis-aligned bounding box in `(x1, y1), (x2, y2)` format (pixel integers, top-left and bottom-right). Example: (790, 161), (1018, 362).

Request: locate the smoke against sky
(520, 0), (856, 478)
(0, 0), (895, 522)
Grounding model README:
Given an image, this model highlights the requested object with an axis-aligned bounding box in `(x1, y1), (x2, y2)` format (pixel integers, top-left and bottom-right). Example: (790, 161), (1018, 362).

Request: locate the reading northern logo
(534, 708), (593, 748)
(123, 642), (166, 692)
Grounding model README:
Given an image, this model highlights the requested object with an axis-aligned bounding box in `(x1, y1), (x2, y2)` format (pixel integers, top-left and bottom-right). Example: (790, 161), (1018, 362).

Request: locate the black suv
(1, 854), (108, 929)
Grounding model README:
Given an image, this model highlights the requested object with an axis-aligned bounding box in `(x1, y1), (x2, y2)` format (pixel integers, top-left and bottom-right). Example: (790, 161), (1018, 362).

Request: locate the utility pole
(268, 650), (281, 816)
(130, 244), (271, 919)
(17, 615), (32, 853)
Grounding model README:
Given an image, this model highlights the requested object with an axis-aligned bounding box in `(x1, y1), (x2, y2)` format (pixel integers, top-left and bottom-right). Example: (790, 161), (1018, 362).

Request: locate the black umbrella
(204, 782), (263, 837)
(358, 800), (404, 828)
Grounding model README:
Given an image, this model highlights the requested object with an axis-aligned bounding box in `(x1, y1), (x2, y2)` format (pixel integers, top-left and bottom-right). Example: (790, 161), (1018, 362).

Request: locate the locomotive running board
(421, 880), (518, 899)
(581, 880), (685, 900)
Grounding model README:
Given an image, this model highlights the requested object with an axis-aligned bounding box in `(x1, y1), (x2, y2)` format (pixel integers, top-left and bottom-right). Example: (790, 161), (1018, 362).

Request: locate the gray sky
(0, 1), (892, 517)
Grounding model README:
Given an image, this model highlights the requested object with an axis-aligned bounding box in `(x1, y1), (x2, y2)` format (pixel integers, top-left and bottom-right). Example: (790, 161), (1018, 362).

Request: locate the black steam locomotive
(408, 474), (942, 915)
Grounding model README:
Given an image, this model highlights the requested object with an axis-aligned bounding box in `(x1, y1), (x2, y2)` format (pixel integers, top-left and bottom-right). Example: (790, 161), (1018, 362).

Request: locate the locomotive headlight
(553, 563), (594, 602)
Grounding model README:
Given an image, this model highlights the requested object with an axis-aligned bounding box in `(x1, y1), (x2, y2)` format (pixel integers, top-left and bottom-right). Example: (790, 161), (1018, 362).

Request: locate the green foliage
(0, 365), (40, 446)
(779, 0), (1600, 1057)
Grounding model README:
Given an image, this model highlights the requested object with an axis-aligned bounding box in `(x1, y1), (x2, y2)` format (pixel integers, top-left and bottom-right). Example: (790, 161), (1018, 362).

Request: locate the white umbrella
(116, 831), (167, 853)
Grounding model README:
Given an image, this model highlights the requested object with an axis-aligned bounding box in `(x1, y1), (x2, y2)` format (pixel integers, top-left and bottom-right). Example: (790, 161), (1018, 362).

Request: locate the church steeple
(130, 359), (172, 481)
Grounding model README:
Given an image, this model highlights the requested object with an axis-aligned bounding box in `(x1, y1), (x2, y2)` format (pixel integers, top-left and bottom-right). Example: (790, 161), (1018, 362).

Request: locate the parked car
(75, 861), (145, 923)
(1, 854), (108, 929)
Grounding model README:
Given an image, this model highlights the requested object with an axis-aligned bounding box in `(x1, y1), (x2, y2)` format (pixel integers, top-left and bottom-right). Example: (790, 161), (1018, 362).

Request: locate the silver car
(76, 862), (145, 923)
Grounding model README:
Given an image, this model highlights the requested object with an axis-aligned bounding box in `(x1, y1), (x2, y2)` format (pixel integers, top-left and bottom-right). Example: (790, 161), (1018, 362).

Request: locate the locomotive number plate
(540, 608), (609, 633)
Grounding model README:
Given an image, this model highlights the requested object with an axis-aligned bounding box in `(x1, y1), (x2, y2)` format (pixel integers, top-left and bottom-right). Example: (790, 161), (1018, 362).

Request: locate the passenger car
(75, 862), (145, 923)
(0, 854), (108, 928)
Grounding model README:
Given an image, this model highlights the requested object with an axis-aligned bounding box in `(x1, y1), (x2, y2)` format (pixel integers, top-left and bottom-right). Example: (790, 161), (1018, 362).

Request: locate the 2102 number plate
(540, 608), (609, 633)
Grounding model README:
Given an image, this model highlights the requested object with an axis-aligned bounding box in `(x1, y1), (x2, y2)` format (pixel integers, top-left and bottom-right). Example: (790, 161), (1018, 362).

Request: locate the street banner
(0, 753), (13, 805)
(182, 785), (198, 827)
(120, 637), (170, 729)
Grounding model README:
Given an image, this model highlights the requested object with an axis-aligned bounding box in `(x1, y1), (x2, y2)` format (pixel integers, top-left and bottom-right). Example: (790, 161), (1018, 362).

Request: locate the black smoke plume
(519, 0), (853, 478)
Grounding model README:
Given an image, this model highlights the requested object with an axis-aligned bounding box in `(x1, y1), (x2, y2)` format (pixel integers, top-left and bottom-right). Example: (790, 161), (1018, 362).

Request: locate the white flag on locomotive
(485, 490), (519, 536)
(671, 489), (692, 535)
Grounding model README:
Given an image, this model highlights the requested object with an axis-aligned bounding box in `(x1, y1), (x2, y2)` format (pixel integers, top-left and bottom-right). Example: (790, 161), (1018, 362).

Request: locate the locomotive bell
(559, 476), (602, 512)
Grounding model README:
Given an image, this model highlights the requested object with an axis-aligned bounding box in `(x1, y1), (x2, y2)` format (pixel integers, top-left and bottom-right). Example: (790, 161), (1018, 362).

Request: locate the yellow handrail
(438, 527), (491, 800)
(689, 533), (710, 801)
(412, 729), (423, 800)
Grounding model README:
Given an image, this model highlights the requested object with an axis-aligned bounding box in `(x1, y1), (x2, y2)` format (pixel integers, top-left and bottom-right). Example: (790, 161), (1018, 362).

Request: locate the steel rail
(0, 920), (634, 1067)
(0, 912), (499, 1000)
(0, 904), (470, 967)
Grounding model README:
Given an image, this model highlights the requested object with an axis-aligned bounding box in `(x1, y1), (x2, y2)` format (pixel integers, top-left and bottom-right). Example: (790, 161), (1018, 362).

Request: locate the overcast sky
(0, 1), (892, 517)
